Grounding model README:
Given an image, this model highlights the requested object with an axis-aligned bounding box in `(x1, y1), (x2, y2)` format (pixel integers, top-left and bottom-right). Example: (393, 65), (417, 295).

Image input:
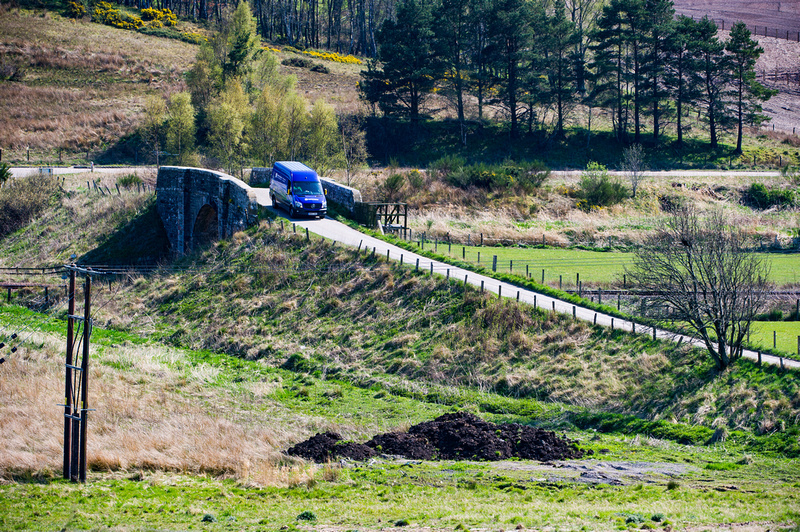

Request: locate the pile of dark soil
(286, 431), (376, 462)
(287, 412), (590, 463)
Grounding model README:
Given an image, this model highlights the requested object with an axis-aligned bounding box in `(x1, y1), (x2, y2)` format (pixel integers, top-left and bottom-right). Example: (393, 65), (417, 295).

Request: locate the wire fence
(396, 230), (800, 254)
(684, 15), (800, 42)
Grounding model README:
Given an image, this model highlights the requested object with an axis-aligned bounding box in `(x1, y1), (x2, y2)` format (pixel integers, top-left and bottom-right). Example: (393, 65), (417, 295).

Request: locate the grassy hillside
(2, 311), (800, 530)
(2, 176), (800, 530)
(3, 174), (798, 439)
(0, 6), (198, 164)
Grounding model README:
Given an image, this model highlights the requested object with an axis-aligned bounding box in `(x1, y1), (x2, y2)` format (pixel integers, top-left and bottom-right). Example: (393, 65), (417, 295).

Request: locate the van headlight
(294, 200), (303, 208)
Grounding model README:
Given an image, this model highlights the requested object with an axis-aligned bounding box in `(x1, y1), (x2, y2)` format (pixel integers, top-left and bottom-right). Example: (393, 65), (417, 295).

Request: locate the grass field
(410, 241), (800, 288)
(751, 321), (800, 355)
(2, 307), (800, 531)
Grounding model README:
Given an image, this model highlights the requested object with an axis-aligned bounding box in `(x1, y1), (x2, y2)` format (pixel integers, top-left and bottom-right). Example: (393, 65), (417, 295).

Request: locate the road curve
(11, 169), (795, 368)
(254, 190), (798, 371)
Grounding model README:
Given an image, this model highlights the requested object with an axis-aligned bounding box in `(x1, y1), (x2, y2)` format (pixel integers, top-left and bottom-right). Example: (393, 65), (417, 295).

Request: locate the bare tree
(622, 143), (646, 198)
(626, 208), (771, 370)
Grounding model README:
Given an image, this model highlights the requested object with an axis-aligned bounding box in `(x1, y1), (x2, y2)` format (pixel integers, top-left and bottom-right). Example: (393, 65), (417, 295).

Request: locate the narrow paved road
(12, 168), (795, 368)
(252, 189), (799, 370)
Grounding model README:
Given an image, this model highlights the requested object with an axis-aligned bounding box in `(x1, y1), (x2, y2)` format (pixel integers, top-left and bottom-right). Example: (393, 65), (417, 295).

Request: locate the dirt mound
(366, 431), (436, 460)
(287, 412), (589, 463)
(286, 431), (376, 462)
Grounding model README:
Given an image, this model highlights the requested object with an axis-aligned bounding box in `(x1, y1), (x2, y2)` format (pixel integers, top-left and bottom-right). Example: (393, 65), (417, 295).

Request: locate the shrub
(92, 2), (144, 30)
(445, 160), (549, 194)
(746, 183), (798, 209)
(0, 163), (11, 187)
(281, 57), (314, 69)
(407, 169), (425, 190)
(179, 32), (206, 44)
(429, 154), (465, 180)
(310, 63), (330, 74)
(140, 7), (160, 20)
(0, 56), (26, 82)
(117, 173), (143, 189)
(297, 510), (317, 521)
(302, 49), (362, 64)
(577, 162), (628, 211)
(382, 173), (405, 202)
(0, 175), (60, 239)
(139, 27), (206, 44)
(67, 0), (87, 18)
(141, 7), (177, 26)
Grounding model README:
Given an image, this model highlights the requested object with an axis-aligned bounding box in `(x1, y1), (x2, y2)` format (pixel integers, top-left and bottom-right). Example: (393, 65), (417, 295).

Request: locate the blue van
(269, 161), (327, 219)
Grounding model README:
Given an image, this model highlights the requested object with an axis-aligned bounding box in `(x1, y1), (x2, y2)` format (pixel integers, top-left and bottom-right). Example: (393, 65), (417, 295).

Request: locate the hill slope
(3, 174), (798, 440)
(2, 175), (800, 532)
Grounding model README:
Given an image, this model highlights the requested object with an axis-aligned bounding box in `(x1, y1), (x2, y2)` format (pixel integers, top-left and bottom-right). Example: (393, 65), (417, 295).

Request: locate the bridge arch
(156, 167), (257, 254)
(192, 203), (219, 249)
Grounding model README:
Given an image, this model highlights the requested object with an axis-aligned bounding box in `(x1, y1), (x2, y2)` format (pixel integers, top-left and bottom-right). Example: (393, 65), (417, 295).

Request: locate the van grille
(306, 203), (322, 210)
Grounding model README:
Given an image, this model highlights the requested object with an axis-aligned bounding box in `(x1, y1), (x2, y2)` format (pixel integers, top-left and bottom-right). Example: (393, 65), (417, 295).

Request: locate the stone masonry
(156, 166), (258, 254)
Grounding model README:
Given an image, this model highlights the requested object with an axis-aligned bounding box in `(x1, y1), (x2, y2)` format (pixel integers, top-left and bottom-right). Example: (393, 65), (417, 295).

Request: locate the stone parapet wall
(320, 178), (362, 214)
(250, 167), (270, 186)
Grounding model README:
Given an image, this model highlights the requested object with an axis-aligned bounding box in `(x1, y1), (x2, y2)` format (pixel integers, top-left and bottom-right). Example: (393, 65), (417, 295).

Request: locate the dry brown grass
(0, 8), (194, 157)
(0, 8), (197, 70)
(0, 329), (316, 486)
(344, 166), (800, 247)
(0, 171), (158, 268)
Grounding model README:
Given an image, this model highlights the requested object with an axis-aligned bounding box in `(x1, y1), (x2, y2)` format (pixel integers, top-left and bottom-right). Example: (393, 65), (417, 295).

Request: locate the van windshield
(292, 180), (324, 196)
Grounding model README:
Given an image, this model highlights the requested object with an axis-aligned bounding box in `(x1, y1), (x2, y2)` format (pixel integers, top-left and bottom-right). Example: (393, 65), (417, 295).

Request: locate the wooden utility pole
(63, 265), (94, 483)
(63, 269), (75, 479)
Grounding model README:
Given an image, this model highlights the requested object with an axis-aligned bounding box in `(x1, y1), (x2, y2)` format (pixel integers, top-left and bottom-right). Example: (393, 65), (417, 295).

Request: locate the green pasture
(418, 242), (800, 287)
(751, 321), (800, 356)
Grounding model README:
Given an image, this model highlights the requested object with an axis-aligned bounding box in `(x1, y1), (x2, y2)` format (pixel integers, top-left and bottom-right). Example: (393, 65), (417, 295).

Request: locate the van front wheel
(289, 205), (296, 218)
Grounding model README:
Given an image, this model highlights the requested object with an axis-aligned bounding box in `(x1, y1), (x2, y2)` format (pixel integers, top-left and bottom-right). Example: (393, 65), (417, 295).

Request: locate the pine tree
(542, 1), (579, 139)
(694, 17), (729, 150)
(619, 0), (647, 143)
(486, 0), (533, 137)
(466, 0), (494, 121)
(664, 16), (703, 148)
(225, 0), (260, 82)
(359, 0), (441, 120)
(590, 0), (628, 141)
(725, 22), (776, 154)
(435, 0), (472, 144)
(641, 0), (674, 142)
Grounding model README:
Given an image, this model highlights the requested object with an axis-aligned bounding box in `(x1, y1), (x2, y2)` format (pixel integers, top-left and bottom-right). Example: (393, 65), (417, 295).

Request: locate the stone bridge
(156, 166), (258, 254)
(156, 166), (364, 254)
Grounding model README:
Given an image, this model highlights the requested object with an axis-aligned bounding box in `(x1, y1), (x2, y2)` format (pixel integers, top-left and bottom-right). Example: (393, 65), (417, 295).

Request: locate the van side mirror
(287, 187), (291, 195)
(324, 188), (328, 196)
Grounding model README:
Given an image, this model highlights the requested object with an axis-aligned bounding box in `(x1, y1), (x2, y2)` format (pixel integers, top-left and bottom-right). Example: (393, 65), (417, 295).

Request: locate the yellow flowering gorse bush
(141, 7), (178, 26)
(301, 49), (362, 64)
(92, 2), (143, 30)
